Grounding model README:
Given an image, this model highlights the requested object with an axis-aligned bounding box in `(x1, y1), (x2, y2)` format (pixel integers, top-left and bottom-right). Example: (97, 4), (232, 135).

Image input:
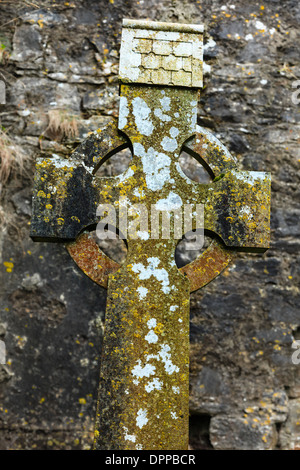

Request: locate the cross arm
(30, 121), (128, 241)
(183, 124), (238, 178)
(203, 170), (271, 251)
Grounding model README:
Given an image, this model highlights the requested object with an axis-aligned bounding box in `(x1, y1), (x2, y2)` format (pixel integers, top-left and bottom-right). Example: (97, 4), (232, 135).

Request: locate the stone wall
(0, 0), (299, 450)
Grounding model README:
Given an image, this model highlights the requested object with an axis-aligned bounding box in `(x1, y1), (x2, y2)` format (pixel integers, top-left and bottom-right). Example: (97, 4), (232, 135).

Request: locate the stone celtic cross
(30, 19), (271, 450)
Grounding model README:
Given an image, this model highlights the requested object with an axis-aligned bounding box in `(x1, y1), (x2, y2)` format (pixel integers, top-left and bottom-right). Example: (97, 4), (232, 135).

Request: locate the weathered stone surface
(9, 78), (81, 113)
(210, 414), (277, 450)
(0, 324), (6, 337)
(11, 187), (32, 217)
(10, 24), (43, 63)
(0, 237), (106, 449)
(82, 86), (119, 113)
(279, 399), (300, 450)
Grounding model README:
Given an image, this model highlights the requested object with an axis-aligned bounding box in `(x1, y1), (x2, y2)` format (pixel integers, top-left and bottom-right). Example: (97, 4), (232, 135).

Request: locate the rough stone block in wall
(119, 19), (203, 88)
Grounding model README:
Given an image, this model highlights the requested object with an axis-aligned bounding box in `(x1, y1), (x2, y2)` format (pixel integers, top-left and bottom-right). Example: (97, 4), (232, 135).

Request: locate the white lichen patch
(158, 343), (179, 375)
(132, 97), (154, 136)
(161, 136), (178, 152)
(231, 170), (269, 185)
(154, 108), (172, 122)
(160, 96), (171, 111)
(131, 360), (156, 383)
(117, 167), (134, 183)
(119, 95), (129, 129)
(136, 408), (148, 429)
(171, 411), (178, 419)
(136, 230), (150, 240)
(145, 329), (159, 344)
(147, 318), (157, 329)
(133, 188), (145, 198)
(134, 143), (171, 191)
(172, 386), (180, 394)
(240, 205), (253, 219)
(189, 105), (198, 132)
(123, 427), (136, 443)
(137, 286), (148, 299)
(145, 344), (179, 374)
(131, 257), (170, 294)
(170, 305), (177, 312)
(169, 127), (179, 138)
(51, 154), (75, 169)
(145, 377), (162, 392)
(155, 192), (182, 211)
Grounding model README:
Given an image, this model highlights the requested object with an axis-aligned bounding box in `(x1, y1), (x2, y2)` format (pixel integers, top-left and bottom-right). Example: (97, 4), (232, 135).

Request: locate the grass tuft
(46, 109), (79, 140)
(0, 129), (28, 185)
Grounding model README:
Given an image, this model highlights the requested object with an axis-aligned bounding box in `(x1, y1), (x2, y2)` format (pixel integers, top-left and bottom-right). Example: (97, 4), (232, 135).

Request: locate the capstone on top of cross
(119, 19), (204, 88)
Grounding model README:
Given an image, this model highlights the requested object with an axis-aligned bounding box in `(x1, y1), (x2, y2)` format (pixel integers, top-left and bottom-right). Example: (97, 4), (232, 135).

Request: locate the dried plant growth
(46, 109), (79, 141)
(0, 129), (28, 185)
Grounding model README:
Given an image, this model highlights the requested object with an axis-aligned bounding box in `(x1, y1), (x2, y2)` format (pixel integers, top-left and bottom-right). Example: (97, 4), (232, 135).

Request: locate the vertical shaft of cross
(94, 240), (190, 450)
(93, 90), (199, 450)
